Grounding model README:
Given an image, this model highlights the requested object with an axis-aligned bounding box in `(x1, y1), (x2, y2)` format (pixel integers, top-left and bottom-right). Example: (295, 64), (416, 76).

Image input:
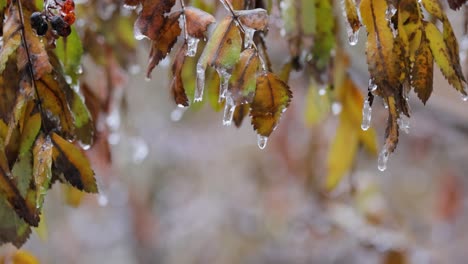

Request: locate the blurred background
(1, 2), (468, 264)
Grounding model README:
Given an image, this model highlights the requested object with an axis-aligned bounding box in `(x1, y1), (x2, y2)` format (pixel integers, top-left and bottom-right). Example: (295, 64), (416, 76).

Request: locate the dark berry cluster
(30, 0), (76, 37)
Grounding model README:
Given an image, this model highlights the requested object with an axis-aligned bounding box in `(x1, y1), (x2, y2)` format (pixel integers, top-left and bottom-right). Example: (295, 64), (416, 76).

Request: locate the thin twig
(15, 0), (49, 132)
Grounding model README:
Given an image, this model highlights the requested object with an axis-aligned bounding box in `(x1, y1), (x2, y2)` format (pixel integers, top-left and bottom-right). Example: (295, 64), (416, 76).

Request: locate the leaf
(0, 142), (38, 226)
(198, 16), (242, 70)
(310, 0), (335, 71)
(412, 32), (434, 104)
(447, 0), (467, 10)
(51, 133), (97, 193)
(205, 67), (223, 111)
(250, 72), (292, 137)
(32, 134), (52, 210)
(304, 83), (330, 125)
(0, 198), (31, 247)
(228, 48), (259, 105)
(134, 0), (176, 40)
(170, 43), (189, 107)
(146, 11), (182, 78)
(1, 250), (40, 264)
(233, 103), (249, 127)
(236, 8), (269, 31)
(184, 6), (216, 38)
(62, 184), (85, 207)
(17, 112), (41, 159)
(0, 4), (21, 75)
(425, 22), (465, 93)
(326, 110), (359, 190)
(55, 27), (83, 82)
(360, 0), (400, 97)
(343, 0), (361, 33)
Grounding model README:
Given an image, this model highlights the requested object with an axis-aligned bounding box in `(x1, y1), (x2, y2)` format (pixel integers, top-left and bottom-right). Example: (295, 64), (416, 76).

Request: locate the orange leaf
(134, 0), (176, 40)
(184, 7), (216, 38)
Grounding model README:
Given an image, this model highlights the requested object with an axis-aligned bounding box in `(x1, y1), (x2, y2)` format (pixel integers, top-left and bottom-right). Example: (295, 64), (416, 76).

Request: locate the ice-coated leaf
(425, 22), (466, 93)
(32, 134), (53, 210)
(184, 6), (216, 38)
(310, 0), (335, 71)
(51, 133), (97, 193)
(170, 43), (189, 107)
(236, 8), (269, 31)
(205, 67), (223, 112)
(0, 4), (21, 75)
(146, 11), (182, 78)
(343, 0), (361, 34)
(228, 48), (259, 105)
(233, 103), (249, 128)
(134, 0), (176, 40)
(17, 112), (41, 159)
(55, 26), (83, 82)
(412, 32), (434, 104)
(198, 16), (242, 70)
(250, 72), (292, 137)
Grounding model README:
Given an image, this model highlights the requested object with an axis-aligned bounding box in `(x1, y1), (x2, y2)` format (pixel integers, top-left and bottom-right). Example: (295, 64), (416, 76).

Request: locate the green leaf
(55, 27), (83, 83)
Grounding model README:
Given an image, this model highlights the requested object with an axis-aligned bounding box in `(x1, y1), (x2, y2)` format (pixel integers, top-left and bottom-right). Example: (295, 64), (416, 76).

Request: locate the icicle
(133, 24), (146, 40)
(385, 4), (396, 20)
(170, 106), (187, 122)
(186, 37), (200, 57)
(397, 115), (410, 134)
(244, 27), (255, 48)
(257, 134), (268, 149)
(383, 100), (388, 109)
(368, 79), (377, 92)
(361, 96), (372, 131)
(98, 194), (109, 207)
(318, 84), (327, 96)
(195, 63), (205, 102)
(216, 67), (231, 102)
(346, 25), (359, 46)
(106, 108), (121, 131)
(462, 83), (468, 102)
(377, 144), (390, 171)
(222, 97), (236, 126)
(331, 102), (342, 115)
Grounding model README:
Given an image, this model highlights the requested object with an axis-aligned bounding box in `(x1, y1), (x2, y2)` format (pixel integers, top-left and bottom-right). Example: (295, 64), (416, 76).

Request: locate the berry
(62, 0), (75, 14)
(50, 16), (71, 37)
(30, 12), (48, 36)
(63, 11), (75, 25)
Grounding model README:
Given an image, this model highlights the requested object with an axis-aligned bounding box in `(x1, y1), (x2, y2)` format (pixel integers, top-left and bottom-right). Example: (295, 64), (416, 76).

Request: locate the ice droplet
(75, 65), (83, 75)
(134, 25), (146, 40)
(222, 97), (236, 126)
(216, 67), (231, 102)
(123, 4), (138, 10)
(128, 64), (141, 75)
(462, 83), (468, 101)
(195, 63), (205, 102)
(361, 97), (372, 131)
(318, 84), (327, 96)
(186, 37), (200, 57)
(331, 102), (342, 115)
(170, 107), (187, 122)
(368, 79), (377, 92)
(244, 27), (255, 48)
(386, 4), (397, 20)
(378, 145), (390, 171)
(346, 25), (359, 46)
(98, 194), (109, 207)
(106, 108), (121, 131)
(397, 115), (410, 134)
(108, 132), (120, 145)
(257, 134), (268, 149)
(383, 100), (388, 109)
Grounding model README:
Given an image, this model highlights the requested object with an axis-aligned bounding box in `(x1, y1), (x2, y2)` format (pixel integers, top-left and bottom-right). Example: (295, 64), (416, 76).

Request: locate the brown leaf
(170, 43), (189, 107)
(412, 32), (433, 104)
(184, 7), (216, 38)
(233, 103), (249, 127)
(447, 0), (467, 10)
(250, 72), (292, 137)
(146, 11), (182, 78)
(134, 0), (176, 40)
(236, 8), (269, 31)
(51, 133), (97, 193)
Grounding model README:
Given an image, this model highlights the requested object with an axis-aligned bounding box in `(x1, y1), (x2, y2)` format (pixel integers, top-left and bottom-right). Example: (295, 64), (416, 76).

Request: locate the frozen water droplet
(134, 25), (147, 40)
(331, 102), (342, 115)
(75, 65), (83, 75)
(397, 115), (410, 134)
(108, 132), (120, 145)
(106, 109), (120, 131)
(98, 194), (109, 207)
(123, 4), (138, 10)
(257, 134), (268, 149)
(222, 97), (236, 126)
(186, 37), (200, 57)
(170, 107), (186, 122)
(361, 97), (372, 131)
(346, 25), (359, 46)
(386, 4), (397, 20)
(144, 76), (151, 82)
(368, 79), (377, 92)
(195, 63), (205, 102)
(244, 27), (255, 48)
(216, 67), (231, 102)
(79, 141), (91, 150)
(383, 100), (388, 109)
(462, 83), (468, 101)
(131, 137), (149, 164)
(280, 28), (286, 37)
(65, 75), (72, 84)
(378, 145), (390, 171)
(128, 64), (141, 75)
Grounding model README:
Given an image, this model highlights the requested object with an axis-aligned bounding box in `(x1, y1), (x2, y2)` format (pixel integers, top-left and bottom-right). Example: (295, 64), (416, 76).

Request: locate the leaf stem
(15, 0), (49, 133)
(179, 0), (188, 41)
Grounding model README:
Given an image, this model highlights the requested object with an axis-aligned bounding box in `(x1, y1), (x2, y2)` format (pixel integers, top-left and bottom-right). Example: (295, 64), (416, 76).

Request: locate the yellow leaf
(304, 82), (330, 125)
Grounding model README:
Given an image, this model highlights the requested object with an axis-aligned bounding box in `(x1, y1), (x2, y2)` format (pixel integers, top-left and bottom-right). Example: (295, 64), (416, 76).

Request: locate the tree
(0, 0), (466, 249)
